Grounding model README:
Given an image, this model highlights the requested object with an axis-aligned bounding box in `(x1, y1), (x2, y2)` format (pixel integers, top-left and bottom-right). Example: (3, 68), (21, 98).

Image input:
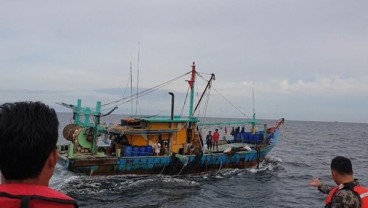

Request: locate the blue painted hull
(58, 127), (281, 175)
(58, 144), (274, 175)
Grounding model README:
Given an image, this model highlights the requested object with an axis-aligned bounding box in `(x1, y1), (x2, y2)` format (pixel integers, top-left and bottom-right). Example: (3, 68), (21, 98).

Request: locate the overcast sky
(1, 1), (367, 123)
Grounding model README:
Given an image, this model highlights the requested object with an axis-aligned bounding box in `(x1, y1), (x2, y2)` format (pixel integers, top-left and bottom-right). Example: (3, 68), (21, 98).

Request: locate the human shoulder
(0, 184), (74, 200)
(39, 186), (75, 200)
(332, 188), (361, 208)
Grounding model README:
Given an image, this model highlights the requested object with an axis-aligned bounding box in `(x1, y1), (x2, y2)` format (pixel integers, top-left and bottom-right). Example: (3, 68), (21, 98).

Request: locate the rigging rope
(201, 86), (211, 118)
(100, 69), (252, 123)
(195, 72), (213, 119)
(196, 82), (203, 119)
(180, 87), (190, 117)
(195, 81), (200, 117)
(196, 72), (250, 119)
(213, 87), (249, 119)
(101, 71), (191, 108)
(122, 67), (131, 102)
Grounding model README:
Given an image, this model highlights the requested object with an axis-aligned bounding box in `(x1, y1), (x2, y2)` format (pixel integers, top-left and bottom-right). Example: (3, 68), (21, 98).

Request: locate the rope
(101, 71), (191, 108)
(216, 159), (223, 174)
(213, 87), (249, 118)
(194, 73), (213, 119)
(159, 164), (166, 175)
(256, 146), (261, 169)
(122, 65), (133, 102)
(180, 87), (190, 116)
(194, 80), (200, 117)
(196, 73), (249, 119)
(201, 87), (211, 118)
(177, 157), (189, 175)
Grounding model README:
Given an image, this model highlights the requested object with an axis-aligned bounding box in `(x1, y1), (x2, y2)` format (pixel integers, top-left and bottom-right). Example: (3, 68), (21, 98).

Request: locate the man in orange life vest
(0, 101), (78, 208)
(309, 156), (368, 208)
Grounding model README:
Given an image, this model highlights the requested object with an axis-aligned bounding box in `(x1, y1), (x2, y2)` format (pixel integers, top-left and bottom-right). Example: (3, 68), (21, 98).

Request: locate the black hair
(331, 156), (353, 175)
(0, 101), (59, 180)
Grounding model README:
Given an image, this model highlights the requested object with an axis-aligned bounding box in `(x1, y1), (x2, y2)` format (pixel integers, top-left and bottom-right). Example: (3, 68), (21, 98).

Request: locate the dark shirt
(318, 180), (361, 208)
(206, 134), (213, 143)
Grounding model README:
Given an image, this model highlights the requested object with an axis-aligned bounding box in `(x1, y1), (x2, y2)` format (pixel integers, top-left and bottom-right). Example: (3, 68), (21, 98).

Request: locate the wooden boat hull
(56, 64), (284, 176)
(58, 144), (274, 175)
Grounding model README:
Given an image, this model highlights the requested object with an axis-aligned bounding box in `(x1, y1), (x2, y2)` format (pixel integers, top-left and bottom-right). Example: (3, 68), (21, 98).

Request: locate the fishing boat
(57, 62), (284, 175)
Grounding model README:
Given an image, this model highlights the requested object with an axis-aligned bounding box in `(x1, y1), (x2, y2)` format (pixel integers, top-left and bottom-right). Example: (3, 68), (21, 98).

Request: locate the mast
(135, 42), (140, 116)
(187, 62), (196, 118)
(252, 87), (256, 133)
(193, 73), (215, 115)
(130, 61), (133, 115)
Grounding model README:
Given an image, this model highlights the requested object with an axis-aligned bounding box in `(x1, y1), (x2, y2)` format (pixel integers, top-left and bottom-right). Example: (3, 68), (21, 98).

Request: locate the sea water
(52, 113), (368, 208)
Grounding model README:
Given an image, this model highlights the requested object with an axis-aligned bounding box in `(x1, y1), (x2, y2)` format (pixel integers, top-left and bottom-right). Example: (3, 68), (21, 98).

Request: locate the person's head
(209, 131), (212, 134)
(215, 129), (218, 132)
(330, 156), (353, 184)
(0, 101), (59, 185)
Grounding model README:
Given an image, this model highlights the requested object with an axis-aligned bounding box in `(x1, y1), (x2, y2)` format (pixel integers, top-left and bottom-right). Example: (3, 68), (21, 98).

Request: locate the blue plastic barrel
(139, 146), (146, 156)
(132, 146), (139, 156)
(235, 133), (240, 142)
(240, 132), (244, 142)
(256, 133), (263, 143)
(248, 132), (253, 143)
(124, 145), (132, 156)
(244, 132), (250, 143)
(146, 145), (153, 156)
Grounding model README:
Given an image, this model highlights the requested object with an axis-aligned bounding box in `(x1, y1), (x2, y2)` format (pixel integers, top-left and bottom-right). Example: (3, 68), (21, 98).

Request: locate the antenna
(130, 61), (133, 115)
(135, 42), (140, 116)
(252, 87), (255, 116)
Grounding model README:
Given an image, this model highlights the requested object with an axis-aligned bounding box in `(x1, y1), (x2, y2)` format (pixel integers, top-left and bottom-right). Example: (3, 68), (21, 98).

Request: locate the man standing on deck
(309, 156), (368, 208)
(0, 101), (78, 207)
(213, 129), (220, 152)
(206, 131), (213, 153)
(154, 139), (161, 156)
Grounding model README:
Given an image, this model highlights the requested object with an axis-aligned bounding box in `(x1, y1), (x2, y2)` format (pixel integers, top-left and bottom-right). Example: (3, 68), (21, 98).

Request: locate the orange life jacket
(325, 184), (368, 208)
(0, 184), (78, 208)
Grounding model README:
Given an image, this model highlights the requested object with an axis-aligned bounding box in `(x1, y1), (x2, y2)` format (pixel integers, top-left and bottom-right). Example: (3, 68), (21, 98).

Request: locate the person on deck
(213, 129), (220, 152)
(154, 139), (161, 156)
(0, 101), (78, 208)
(206, 131), (213, 153)
(309, 156), (368, 208)
(199, 130), (204, 148)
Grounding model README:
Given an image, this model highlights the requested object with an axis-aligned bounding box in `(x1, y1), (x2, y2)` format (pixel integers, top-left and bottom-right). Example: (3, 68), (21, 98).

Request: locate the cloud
(1, 0), (368, 123)
(275, 76), (368, 95)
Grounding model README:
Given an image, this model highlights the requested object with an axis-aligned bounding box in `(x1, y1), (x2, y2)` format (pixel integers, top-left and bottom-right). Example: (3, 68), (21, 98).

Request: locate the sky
(1, 0), (368, 123)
